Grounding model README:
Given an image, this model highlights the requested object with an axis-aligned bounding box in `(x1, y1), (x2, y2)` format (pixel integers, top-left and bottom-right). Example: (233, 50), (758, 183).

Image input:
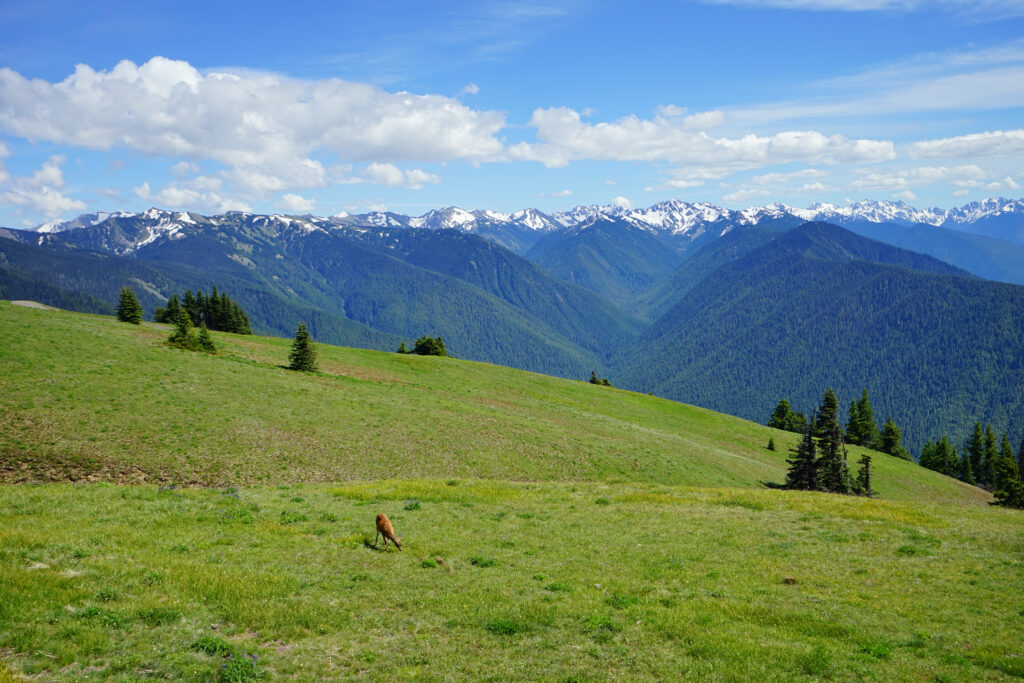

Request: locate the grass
(0, 303), (988, 506)
(0, 482), (1021, 680)
(0, 302), (1018, 680)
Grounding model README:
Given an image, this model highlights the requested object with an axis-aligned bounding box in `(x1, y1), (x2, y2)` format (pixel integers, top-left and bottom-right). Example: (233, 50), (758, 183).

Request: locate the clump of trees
(155, 287), (251, 335)
(167, 309), (216, 354)
(784, 388), (873, 497)
(412, 335), (447, 356)
(767, 398), (807, 433)
(920, 421), (1024, 508)
(770, 389), (910, 460)
(116, 286), (143, 324)
(589, 371), (612, 387)
(288, 323), (318, 372)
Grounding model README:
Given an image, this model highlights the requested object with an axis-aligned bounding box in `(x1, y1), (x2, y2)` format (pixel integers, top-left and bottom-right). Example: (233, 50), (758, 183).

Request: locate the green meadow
(1, 302), (1020, 681)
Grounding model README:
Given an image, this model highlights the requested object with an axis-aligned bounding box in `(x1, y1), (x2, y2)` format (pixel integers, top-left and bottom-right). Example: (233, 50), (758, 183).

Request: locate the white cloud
(893, 190), (918, 201)
(133, 180), (251, 214)
(848, 164), (990, 191)
(0, 155), (86, 221)
(362, 163), (441, 189)
(907, 129), (1024, 159)
(656, 104), (685, 117)
(0, 57), (504, 197)
(460, 83), (480, 96)
(539, 189), (572, 198)
(278, 193), (316, 212)
(722, 188), (772, 203)
(750, 168), (828, 185)
(510, 106), (894, 169)
(611, 196), (633, 209)
(171, 161), (200, 178)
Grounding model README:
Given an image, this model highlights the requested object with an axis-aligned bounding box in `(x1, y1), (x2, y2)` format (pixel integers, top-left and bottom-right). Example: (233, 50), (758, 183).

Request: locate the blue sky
(0, 0), (1022, 226)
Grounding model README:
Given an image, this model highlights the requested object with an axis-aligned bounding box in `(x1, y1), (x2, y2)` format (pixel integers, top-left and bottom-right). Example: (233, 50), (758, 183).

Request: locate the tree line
(769, 389), (910, 461)
(919, 422), (1024, 509)
(770, 388), (1024, 509)
(154, 287), (251, 335)
(782, 388), (874, 497)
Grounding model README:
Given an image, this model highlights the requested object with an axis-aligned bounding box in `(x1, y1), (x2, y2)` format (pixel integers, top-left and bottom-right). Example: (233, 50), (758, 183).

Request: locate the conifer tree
(168, 308), (197, 350)
(116, 286), (143, 324)
(958, 445), (976, 485)
(590, 370), (600, 385)
(770, 399), (794, 430)
(966, 422), (984, 484)
(397, 342), (408, 354)
(845, 400), (861, 444)
(1018, 437), (1024, 481)
(785, 419), (818, 491)
(854, 454), (873, 497)
(288, 322), (318, 372)
(981, 425), (998, 487)
(880, 417), (911, 460)
(196, 323), (216, 354)
(855, 390), (880, 448)
(183, 290), (199, 326)
(816, 389), (851, 493)
(994, 435), (1018, 494)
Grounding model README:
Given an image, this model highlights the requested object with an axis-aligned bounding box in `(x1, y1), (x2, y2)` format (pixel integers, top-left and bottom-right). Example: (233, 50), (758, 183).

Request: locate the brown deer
(375, 513), (402, 551)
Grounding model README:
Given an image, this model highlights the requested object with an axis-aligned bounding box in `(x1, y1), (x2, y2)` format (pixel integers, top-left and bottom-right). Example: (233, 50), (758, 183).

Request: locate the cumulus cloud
(0, 57), (504, 197)
(611, 196), (633, 209)
(460, 82), (480, 96)
(847, 164), (990, 192)
(134, 180), (251, 214)
(509, 106), (894, 169)
(907, 129), (1024, 159)
(538, 189), (572, 198)
(722, 188), (772, 203)
(893, 190), (918, 201)
(278, 193), (316, 212)
(362, 163), (441, 189)
(0, 155), (86, 222)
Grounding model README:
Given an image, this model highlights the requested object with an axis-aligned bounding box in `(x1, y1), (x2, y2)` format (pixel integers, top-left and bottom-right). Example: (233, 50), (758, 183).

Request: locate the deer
(375, 513), (402, 551)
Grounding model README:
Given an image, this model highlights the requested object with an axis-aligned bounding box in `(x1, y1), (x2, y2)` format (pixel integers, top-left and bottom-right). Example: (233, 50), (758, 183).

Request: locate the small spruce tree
(785, 419), (818, 491)
(981, 425), (998, 488)
(767, 438), (776, 451)
(880, 417), (911, 460)
(397, 341), (408, 354)
(966, 422), (985, 485)
(288, 322), (318, 372)
(590, 370), (600, 385)
(116, 286), (144, 324)
(168, 308), (197, 350)
(854, 454), (873, 497)
(958, 445), (976, 485)
(196, 323), (216, 354)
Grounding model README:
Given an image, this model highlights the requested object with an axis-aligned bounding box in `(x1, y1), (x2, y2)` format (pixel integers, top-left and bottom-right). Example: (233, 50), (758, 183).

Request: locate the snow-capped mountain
(20, 197), (1024, 256)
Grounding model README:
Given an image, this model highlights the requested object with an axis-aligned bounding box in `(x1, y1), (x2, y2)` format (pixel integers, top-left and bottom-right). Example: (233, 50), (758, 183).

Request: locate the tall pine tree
(288, 322), (318, 372)
(854, 454), (873, 497)
(880, 417), (911, 460)
(116, 286), (143, 324)
(785, 418), (819, 491)
(965, 422), (985, 485)
(981, 425), (998, 488)
(816, 389), (851, 494)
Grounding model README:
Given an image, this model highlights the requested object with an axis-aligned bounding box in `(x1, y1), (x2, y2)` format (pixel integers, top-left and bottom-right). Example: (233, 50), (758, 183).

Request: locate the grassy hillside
(0, 302), (987, 505)
(4, 302), (1020, 681)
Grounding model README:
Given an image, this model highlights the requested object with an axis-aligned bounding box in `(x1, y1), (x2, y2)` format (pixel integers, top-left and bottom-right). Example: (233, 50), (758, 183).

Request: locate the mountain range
(3, 196), (1024, 453)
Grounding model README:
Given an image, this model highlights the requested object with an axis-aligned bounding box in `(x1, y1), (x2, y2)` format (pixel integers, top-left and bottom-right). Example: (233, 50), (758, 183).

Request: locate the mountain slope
(525, 218), (683, 305)
(615, 222), (1024, 452)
